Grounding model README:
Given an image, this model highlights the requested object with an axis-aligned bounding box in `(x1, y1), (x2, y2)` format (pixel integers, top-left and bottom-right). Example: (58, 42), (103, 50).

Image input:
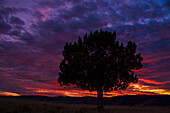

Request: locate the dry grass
(0, 97), (169, 113)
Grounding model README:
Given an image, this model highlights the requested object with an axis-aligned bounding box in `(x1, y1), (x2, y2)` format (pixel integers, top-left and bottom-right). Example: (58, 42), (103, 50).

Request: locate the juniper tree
(58, 30), (143, 109)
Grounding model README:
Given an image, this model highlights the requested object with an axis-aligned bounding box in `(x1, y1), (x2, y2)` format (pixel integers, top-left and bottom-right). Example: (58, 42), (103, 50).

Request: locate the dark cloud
(163, 0), (170, 9)
(0, 7), (29, 36)
(0, 0), (169, 96)
(0, 7), (29, 17)
(9, 30), (21, 36)
(20, 32), (35, 43)
(69, 2), (98, 17)
(33, 11), (44, 20)
(10, 16), (25, 25)
(0, 20), (11, 34)
(0, 7), (18, 16)
(0, 15), (11, 34)
(37, 0), (64, 8)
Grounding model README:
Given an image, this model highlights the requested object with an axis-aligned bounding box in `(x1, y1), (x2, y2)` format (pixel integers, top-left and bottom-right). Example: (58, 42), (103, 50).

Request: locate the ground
(0, 97), (170, 113)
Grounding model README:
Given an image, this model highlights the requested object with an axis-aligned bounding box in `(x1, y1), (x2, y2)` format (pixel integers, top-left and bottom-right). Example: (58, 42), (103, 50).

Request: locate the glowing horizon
(1, 80), (169, 97)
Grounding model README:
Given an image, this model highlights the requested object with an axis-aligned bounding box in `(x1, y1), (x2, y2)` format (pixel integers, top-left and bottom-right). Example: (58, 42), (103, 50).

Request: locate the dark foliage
(58, 29), (143, 109)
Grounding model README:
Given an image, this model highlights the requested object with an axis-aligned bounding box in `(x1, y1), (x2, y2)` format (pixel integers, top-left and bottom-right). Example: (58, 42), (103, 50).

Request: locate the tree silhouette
(58, 30), (143, 109)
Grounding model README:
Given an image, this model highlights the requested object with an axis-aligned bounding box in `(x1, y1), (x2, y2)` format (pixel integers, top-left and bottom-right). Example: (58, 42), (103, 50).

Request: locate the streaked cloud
(0, 0), (169, 97)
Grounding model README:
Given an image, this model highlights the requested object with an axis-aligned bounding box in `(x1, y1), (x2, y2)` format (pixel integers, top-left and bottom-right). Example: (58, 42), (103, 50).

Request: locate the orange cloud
(24, 83), (170, 98)
(0, 91), (20, 96)
(139, 78), (170, 85)
(130, 83), (170, 95)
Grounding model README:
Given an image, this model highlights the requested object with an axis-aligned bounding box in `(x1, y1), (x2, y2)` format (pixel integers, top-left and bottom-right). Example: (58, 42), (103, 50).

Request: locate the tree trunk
(97, 87), (103, 110)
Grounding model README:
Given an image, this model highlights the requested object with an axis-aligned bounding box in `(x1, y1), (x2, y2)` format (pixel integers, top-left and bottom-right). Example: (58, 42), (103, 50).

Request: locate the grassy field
(0, 97), (170, 113)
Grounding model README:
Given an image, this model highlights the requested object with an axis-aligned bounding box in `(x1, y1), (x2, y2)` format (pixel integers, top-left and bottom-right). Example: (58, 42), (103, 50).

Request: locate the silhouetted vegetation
(0, 97), (170, 113)
(58, 30), (143, 109)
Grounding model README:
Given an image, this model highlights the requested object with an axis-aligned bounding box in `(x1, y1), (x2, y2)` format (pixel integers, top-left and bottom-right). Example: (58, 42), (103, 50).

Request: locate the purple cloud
(0, 0), (169, 96)
(10, 16), (25, 25)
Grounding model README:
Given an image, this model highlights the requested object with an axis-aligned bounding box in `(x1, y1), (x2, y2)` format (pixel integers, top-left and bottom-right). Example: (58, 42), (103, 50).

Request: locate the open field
(0, 97), (170, 113)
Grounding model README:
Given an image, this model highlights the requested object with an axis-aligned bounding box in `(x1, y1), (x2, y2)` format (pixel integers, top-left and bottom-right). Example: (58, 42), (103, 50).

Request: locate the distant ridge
(0, 95), (170, 106)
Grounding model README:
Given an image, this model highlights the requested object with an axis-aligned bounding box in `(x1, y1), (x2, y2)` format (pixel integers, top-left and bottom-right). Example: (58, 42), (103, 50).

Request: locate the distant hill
(0, 95), (170, 106)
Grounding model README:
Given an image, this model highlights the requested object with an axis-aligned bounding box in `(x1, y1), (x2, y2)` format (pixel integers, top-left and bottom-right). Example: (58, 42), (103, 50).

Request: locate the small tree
(58, 30), (143, 109)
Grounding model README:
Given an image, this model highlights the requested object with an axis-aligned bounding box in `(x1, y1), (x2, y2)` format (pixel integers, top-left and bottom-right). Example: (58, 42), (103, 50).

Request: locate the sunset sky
(0, 0), (169, 97)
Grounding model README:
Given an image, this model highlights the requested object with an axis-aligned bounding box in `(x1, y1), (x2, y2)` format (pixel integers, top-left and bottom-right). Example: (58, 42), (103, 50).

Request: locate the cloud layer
(0, 0), (169, 97)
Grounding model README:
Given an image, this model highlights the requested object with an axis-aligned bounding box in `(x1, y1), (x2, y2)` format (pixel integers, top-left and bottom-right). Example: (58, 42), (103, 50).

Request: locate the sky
(0, 0), (169, 97)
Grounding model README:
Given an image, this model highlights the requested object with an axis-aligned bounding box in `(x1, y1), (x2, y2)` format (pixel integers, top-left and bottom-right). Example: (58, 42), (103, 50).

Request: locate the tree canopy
(58, 29), (143, 109)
